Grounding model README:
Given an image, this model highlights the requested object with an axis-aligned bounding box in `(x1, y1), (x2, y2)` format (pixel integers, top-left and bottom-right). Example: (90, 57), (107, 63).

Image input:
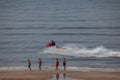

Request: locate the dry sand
(0, 70), (120, 80)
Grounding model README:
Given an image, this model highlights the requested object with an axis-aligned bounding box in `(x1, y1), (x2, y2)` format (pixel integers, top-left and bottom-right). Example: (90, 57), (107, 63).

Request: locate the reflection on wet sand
(49, 72), (78, 80)
(56, 73), (59, 80)
(63, 73), (66, 79)
(55, 72), (67, 80)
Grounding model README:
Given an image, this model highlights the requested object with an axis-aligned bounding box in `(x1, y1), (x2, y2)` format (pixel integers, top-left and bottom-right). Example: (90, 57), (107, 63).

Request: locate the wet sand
(0, 70), (120, 80)
(67, 71), (120, 80)
(0, 70), (54, 80)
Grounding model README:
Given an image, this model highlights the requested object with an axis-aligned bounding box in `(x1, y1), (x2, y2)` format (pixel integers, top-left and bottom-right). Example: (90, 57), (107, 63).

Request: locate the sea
(0, 0), (120, 71)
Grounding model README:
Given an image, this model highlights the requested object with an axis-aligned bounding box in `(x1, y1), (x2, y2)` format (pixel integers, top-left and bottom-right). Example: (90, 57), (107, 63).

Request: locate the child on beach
(27, 59), (31, 71)
(38, 58), (42, 70)
(55, 58), (59, 71)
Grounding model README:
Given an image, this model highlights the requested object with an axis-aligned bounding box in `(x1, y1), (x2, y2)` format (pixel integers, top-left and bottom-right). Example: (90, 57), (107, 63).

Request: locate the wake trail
(43, 44), (120, 57)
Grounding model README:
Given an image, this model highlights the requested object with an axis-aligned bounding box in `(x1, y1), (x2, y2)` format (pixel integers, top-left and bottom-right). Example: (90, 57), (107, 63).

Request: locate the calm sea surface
(0, 0), (120, 68)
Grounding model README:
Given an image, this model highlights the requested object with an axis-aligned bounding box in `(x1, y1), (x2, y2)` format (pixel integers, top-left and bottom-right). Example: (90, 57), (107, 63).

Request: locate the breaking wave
(43, 44), (120, 57)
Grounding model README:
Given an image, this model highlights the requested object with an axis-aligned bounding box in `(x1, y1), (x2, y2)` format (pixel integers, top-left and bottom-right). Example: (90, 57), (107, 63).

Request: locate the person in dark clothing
(38, 58), (42, 70)
(51, 40), (56, 46)
(63, 57), (66, 70)
(28, 59), (31, 71)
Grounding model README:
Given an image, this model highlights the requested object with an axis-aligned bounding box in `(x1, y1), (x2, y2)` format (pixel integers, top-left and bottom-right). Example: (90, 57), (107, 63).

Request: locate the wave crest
(43, 44), (120, 57)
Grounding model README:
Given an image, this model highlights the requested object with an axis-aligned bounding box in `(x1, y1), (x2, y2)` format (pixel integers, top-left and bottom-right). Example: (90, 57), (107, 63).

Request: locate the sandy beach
(0, 70), (120, 80)
(67, 71), (120, 80)
(0, 70), (53, 80)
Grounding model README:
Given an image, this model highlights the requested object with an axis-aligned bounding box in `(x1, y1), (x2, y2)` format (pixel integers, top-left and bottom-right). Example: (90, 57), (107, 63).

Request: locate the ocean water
(0, 0), (120, 70)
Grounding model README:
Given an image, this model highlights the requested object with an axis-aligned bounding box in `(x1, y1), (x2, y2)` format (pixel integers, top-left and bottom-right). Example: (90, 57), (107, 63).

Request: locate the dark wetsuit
(51, 40), (56, 46)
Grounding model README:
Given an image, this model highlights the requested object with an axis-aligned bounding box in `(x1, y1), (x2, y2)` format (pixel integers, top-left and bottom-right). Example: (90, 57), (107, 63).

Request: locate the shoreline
(0, 66), (120, 80)
(0, 66), (120, 72)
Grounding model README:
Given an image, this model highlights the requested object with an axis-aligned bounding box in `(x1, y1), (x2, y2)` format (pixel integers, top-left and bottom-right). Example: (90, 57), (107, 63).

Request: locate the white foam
(67, 67), (120, 72)
(43, 44), (120, 57)
(0, 66), (120, 72)
(0, 66), (26, 71)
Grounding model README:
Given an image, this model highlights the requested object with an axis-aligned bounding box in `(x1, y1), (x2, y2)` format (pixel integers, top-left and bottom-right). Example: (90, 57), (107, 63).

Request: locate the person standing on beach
(63, 57), (66, 70)
(55, 58), (59, 71)
(38, 58), (42, 70)
(27, 59), (31, 71)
